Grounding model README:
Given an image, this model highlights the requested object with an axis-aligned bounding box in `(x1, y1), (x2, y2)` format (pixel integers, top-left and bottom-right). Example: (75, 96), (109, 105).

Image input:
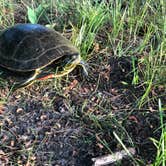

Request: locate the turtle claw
(79, 60), (88, 76)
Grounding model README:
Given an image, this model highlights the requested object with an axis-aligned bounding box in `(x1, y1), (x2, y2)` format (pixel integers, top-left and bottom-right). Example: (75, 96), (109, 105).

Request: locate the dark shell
(0, 24), (79, 72)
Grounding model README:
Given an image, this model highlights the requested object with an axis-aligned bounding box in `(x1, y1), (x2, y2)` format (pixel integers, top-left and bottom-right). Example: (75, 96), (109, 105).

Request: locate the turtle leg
(37, 74), (55, 80)
(12, 69), (40, 90)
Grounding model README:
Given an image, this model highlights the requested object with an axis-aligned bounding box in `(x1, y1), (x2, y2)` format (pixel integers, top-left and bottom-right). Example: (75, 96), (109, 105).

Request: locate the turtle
(0, 23), (87, 90)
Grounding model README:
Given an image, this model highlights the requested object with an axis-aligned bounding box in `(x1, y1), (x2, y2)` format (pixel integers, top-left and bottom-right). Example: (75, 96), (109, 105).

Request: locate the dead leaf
(128, 116), (139, 123)
(64, 79), (78, 95)
(0, 103), (6, 114)
(0, 150), (9, 165)
(94, 43), (100, 53)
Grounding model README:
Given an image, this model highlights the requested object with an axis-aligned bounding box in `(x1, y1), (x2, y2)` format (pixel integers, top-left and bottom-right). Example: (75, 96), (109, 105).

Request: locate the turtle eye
(72, 54), (78, 60)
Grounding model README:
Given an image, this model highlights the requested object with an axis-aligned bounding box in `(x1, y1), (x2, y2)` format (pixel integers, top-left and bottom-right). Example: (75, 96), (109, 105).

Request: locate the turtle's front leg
(12, 69), (40, 90)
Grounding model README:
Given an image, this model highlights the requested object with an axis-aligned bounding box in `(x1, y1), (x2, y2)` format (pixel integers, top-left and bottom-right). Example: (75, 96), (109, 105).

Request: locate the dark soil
(0, 55), (165, 166)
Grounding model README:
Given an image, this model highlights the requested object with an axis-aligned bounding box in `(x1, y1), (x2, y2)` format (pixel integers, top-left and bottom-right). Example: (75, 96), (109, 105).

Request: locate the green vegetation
(0, 0), (165, 165)
(151, 99), (166, 166)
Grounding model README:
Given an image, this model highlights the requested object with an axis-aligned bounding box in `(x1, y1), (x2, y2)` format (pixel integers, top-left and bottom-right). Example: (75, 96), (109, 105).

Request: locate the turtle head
(53, 53), (88, 77)
(63, 53), (88, 76)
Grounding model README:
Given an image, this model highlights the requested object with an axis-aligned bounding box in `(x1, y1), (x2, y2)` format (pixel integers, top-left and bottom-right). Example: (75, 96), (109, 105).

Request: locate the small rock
(40, 115), (47, 121)
(16, 108), (24, 114)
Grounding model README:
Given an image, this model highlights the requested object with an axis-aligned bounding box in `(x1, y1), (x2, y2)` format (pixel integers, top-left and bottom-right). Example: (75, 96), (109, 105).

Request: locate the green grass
(0, 0), (15, 28)
(151, 99), (166, 166)
(71, 0), (109, 59)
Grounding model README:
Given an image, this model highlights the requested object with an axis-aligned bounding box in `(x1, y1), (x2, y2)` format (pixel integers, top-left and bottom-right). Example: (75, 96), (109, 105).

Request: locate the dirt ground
(0, 55), (165, 165)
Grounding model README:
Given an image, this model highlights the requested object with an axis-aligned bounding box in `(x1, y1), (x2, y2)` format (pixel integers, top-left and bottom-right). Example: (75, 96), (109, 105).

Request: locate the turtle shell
(0, 24), (79, 72)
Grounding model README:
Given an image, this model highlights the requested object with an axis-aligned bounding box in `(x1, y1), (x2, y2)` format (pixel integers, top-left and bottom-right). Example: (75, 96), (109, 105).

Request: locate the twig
(92, 147), (136, 166)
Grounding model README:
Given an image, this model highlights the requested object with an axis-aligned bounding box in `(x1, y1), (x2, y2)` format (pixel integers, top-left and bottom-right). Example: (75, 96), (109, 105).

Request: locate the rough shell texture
(0, 24), (79, 72)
